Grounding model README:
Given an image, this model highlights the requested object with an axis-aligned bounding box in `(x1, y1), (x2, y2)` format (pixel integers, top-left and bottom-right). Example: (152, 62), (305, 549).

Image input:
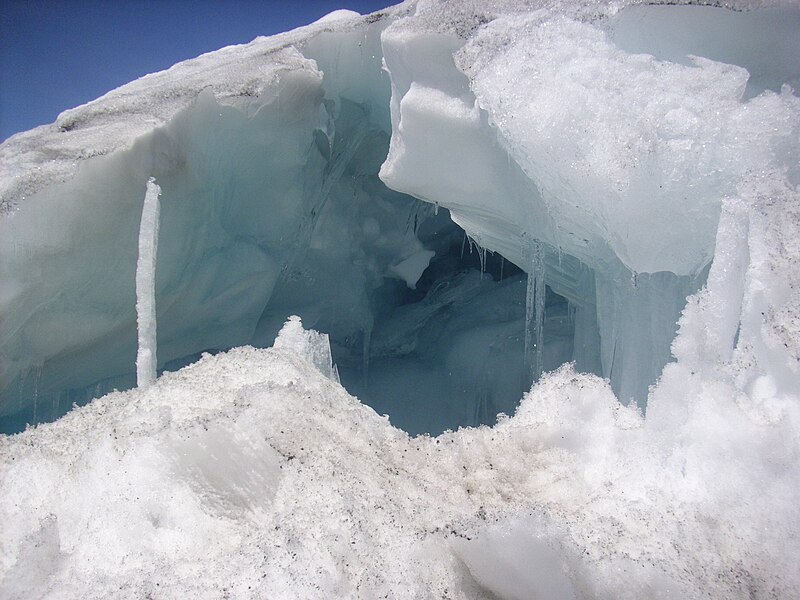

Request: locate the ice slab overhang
(1, 0), (799, 433)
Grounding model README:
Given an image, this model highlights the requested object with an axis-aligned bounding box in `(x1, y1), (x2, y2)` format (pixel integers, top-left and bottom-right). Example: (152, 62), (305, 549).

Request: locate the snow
(1, 0), (800, 597)
(2, 319), (796, 597)
(314, 9), (363, 25)
(388, 248), (435, 289)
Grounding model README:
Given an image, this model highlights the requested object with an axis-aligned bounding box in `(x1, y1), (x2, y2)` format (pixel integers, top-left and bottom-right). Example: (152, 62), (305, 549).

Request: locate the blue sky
(0, 0), (393, 141)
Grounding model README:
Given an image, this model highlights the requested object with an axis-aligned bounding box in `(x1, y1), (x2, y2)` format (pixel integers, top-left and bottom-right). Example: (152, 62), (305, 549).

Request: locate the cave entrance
(245, 101), (583, 436)
(251, 160), (578, 436)
(334, 207), (576, 436)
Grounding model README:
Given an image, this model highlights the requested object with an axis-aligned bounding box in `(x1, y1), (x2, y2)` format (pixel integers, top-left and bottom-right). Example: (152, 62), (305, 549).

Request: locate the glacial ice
(1, 0), (800, 598)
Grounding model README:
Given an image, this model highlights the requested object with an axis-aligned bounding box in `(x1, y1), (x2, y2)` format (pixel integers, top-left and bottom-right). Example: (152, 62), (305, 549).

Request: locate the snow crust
(1, 0), (800, 597)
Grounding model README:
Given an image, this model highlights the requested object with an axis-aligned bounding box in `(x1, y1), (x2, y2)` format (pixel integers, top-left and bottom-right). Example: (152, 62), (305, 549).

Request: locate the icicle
(523, 237), (546, 389)
(406, 202), (430, 235)
(434, 202), (439, 216)
(460, 232), (468, 259)
(362, 326), (372, 387)
(479, 248), (487, 280)
(31, 365), (41, 425)
(472, 389), (482, 427)
(135, 177), (161, 387)
(499, 256), (505, 281)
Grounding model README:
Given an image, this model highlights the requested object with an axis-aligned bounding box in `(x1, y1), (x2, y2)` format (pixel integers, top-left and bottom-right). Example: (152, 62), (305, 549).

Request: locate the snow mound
(2, 318), (797, 598)
(315, 9), (363, 24)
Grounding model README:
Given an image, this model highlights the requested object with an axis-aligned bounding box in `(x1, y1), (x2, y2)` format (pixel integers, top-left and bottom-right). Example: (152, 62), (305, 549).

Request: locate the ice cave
(1, 1), (799, 599)
(1, 2), (724, 434)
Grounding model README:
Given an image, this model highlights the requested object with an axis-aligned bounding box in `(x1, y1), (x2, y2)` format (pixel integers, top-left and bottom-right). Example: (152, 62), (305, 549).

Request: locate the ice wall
(0, 52), (329, 429)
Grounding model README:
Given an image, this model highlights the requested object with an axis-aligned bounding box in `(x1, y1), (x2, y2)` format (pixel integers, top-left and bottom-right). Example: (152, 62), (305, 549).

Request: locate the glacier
(1, 0), (800, 598)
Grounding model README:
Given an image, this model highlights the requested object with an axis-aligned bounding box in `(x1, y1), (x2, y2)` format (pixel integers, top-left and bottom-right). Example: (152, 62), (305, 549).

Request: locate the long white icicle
(524, 237), (546, 389)
(136, 177), (161, 387)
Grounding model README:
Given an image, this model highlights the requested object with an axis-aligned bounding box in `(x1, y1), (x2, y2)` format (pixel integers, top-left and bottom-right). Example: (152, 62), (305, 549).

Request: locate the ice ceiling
(1, 1), (799, 436)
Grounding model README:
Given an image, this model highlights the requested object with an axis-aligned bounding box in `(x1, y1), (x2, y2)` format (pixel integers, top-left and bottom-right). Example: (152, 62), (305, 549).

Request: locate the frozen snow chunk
(314, 9), (361, 25)
(511, 365), (643, 483)
(389, 248), (435, 289)
(1, 515), (62, 596)
(379, 25), (547, 274)
(169, 421), (282, 520)
(452, 512), (579, 600)
(458, 13), (799, 276)
(274, 316), (340, 383)
(0, 44), (324, 212)
(606, 4), (800, 99)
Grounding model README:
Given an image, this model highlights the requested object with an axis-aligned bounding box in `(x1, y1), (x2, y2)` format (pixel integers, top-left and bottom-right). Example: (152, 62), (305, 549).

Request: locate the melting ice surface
(1, 1), (800, 598)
